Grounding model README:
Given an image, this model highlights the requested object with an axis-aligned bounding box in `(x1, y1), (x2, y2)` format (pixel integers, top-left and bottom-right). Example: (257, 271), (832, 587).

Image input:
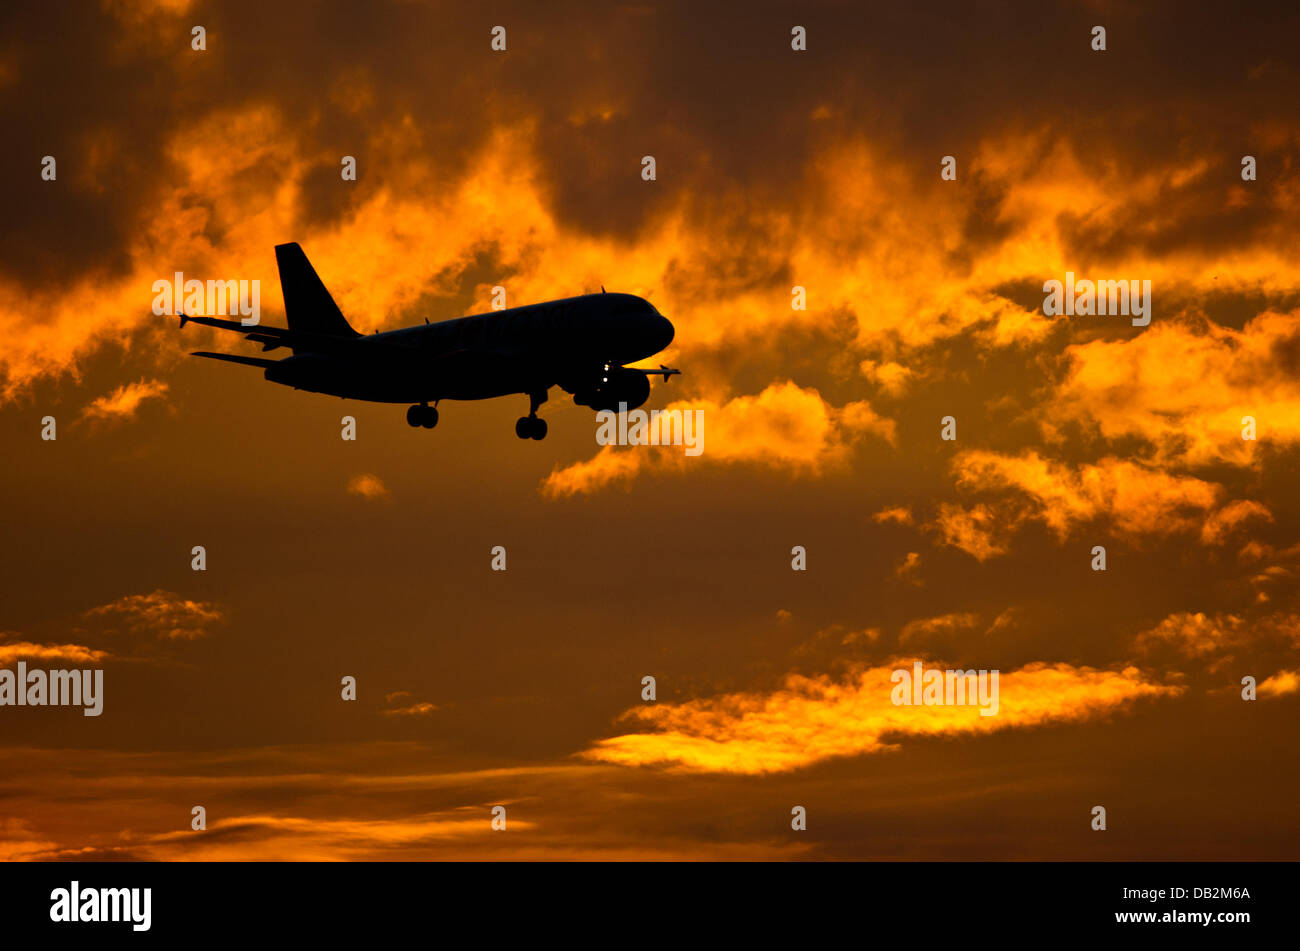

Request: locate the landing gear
(406, 403), (438, 429)
(515, 416), (547, 440)
(515, 389), (548, 440)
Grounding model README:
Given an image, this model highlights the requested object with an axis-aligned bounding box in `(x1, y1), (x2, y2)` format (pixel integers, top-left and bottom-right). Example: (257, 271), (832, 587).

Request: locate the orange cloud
(4, 103), (1298, 442)
(1047, 311), (1300, 468)
(384, 702), (438, 717)
(1200, 500), (1273, 545)
(872, 505), (913, 525)
(347, 473), (390, 500)
(0, 640), (108, 666)
(80, 379), (169, 422)
(542, 382), (894, 497)
(932, 502), (1013, 561)
(951, 451), (1266, 545)
(1259, 669), (1300, 698)
(1135, 612), (1245, 658)
(859, 359), (914, 396)
(140, 812), (524, 862)
(1135, 610), (1300, 660)
(103, 0), (195, 25)
(899, 612), (980, 644)
(582, 660), (1181, 774)
(0, 819), (59, 862)
(894, 551), (922, 583)
(86, 589), (223, 640)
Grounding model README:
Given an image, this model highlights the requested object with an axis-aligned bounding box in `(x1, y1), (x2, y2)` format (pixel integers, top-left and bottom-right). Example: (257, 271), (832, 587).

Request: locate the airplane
(179, 243), (679, 440)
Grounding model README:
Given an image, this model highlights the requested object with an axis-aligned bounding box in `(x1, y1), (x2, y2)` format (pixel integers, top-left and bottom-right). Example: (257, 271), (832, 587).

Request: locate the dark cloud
(4, 0), (1299, 290)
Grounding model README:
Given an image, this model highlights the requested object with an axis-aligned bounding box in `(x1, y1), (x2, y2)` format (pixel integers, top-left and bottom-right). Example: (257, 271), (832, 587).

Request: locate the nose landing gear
(406, 402), (438, 429)
(515, 389), (548, 440)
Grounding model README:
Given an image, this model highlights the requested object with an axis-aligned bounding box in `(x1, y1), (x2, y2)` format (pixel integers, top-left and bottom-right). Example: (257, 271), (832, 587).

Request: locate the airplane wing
(178, 312), (358, 354)
(190, 351), (279, 369)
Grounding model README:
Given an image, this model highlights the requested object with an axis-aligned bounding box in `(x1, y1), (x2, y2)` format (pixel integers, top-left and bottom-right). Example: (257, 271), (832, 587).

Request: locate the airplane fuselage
(263, 292), (674, 404)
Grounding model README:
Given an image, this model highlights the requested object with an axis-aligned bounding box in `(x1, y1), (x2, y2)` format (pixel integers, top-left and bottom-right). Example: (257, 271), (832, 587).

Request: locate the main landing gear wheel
(515, 416), (547, 440)
(515, 388), (549, 440)
(406, 404), (438, 428)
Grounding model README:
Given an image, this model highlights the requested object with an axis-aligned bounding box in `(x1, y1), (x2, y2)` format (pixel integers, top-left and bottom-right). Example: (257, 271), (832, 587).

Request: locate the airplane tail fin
(274, 243), (361, 340)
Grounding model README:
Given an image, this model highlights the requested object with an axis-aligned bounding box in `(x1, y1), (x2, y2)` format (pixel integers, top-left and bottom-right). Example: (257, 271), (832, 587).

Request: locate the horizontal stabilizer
(190, 351), (278, 369)
(629, 364), (681, 382)
(178, 312), (359, 354)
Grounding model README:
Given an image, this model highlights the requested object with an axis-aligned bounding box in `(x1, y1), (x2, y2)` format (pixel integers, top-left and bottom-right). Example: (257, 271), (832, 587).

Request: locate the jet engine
(573, 366), (651, 412)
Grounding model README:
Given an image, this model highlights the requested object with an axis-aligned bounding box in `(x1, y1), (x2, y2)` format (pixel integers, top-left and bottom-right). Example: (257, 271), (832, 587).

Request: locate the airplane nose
(653, 313), (675, 351)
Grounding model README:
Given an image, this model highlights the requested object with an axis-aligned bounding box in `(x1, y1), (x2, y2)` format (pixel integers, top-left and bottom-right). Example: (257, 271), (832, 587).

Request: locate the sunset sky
(2, 0), (1299, 860)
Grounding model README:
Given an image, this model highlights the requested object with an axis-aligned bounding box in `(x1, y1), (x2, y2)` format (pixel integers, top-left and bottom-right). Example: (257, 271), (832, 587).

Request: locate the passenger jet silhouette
(180, 243), (679, 439)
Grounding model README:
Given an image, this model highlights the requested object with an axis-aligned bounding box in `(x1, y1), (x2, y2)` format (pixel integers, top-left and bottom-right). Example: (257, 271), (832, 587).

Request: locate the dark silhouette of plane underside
(182, 243), (679, 440)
